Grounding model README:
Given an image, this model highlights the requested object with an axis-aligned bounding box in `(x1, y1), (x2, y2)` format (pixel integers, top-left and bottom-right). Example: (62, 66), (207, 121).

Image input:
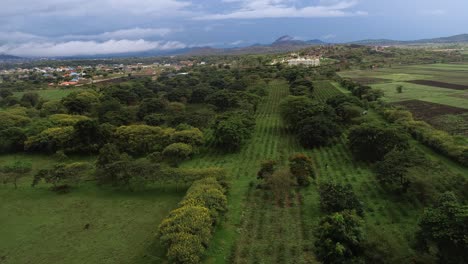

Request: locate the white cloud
(61, 27), (176, 41)
(322, 34), (336, 39)
(0, 39), (186, 57)
(196, 0), (366, 20)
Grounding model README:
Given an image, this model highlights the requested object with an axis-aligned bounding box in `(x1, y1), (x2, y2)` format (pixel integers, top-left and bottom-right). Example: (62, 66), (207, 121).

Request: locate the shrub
(162, 143), (193, 167)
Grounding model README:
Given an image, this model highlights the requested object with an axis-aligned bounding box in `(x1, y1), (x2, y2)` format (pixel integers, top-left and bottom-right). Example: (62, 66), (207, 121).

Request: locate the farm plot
(13, 88), (82, 101)
(191, 80), (433, 263)
(406, 80), (468, 90)
(312, 80), (343, 101)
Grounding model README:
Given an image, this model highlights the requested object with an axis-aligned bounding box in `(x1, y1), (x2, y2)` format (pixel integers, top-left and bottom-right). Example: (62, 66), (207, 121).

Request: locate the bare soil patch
(394, 100), (468, 120)
(352, 77), (391, 85)
(406, 80), (468, 90)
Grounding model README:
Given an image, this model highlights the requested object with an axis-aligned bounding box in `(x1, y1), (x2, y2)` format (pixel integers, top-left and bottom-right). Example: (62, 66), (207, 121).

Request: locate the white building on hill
(287, 57), (320, 66)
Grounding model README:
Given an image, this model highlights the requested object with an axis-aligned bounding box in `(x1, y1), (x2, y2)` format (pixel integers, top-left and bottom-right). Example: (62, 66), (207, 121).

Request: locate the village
(0, 59), (207, 87)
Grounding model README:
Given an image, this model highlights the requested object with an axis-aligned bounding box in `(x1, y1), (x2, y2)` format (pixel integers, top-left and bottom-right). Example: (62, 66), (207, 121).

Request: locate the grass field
(13, 88), (81, 101)
(0, 154), (185, 264)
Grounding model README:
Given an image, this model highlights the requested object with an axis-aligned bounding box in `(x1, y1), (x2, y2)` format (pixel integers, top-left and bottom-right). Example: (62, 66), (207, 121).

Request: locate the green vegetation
(0, 47), (467, 264)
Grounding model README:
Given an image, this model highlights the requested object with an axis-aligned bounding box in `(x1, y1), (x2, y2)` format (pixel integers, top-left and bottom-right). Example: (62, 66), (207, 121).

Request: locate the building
(287, 57), (321, 67)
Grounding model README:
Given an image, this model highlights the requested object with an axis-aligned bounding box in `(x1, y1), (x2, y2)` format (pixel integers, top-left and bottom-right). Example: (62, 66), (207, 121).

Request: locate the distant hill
(0, 54), (23, 61)
(349, 34), (468, 46)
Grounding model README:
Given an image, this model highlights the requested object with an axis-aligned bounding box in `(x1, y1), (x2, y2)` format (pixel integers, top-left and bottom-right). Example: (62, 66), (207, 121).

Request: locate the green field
(13, 88), (82, 101)
(339, 63), (468, 109)
(0, 154), (185, 264)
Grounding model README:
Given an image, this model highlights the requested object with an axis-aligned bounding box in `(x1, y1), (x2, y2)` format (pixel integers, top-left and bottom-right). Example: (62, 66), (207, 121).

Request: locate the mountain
(0, 54), (23, 61)
(349, 34), (468, 46)
(272, 35), (325, 46)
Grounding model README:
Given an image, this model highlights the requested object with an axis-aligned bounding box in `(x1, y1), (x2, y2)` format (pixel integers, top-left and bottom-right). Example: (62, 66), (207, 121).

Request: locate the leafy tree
(212, 112), (255, 151)
(348, 122), (409, 162)
(41, 100), (67, 116)
(297, 115), (342, 148)
(162, 143), (193, 167)
(171, 128), (205, 147)
(0, 127), (26, 153)
(25, 126), (75, 153)
(257, 160), (277, 180)
(314, 211), (364, 264)
(20, 92), (40, 107)
(1, 161), (32, 189)
(72, 119), (102, 153)
(266, 169), (296, 202)
(289, 154), (314, 186)
(113, 125), (173, 155)
(0, 89), (13, 99)
(137, 98), (168, 119)
(190, 86), (214, 103)
(375, 148), (416, 192)
(290, 85), (308, 96)
(206, 90), (239, 111)
(319, 182), (364, 216)
(416, 192), (468, 264)
(32, 162), (91, 193)
(62, 91), (99, 114)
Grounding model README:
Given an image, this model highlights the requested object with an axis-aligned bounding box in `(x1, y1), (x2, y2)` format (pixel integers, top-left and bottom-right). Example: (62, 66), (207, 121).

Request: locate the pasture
(0, 154), (185, 264)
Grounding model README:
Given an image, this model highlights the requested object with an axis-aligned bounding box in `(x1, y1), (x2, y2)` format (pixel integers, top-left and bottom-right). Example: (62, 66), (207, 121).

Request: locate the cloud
(195, 0), (367, 20)
(321, 34), (336, 40)
(420, 9), (447, 16)
(1, 0), (192, 17)
(0, 39), (186, 57)
(61, 27), (176, 41)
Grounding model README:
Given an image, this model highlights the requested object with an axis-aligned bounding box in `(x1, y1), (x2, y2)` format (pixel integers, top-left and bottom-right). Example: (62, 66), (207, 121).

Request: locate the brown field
(394, 100), (468, 120)
(352, 77), (391, 85)
(405, 80), (468, 90)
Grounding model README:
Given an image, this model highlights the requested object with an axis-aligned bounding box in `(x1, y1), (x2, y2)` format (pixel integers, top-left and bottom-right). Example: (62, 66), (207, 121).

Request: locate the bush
(319, 182), (364, 216)
(289, 154), (315, 186)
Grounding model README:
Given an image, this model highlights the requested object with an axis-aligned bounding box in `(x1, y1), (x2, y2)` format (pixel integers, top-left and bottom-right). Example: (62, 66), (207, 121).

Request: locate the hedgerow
(158, 174), (228, 263)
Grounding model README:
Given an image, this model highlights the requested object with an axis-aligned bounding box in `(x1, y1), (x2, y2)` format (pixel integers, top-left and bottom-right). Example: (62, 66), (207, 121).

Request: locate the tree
(20, 92), (40, 107)
(416, 192), (468, 264)
(314, 211), (364, 264)
(375, 148), (416, 192)
(257, 160), (277, 180)
(162, 143), (193, 167)
(396, 85), (403, 94)
(72, 119), (102, 153)
(137, 98), (168, 119)
(1, 161), (32, 189)
(62, 91), (99, 114)
(266, 169), (296, 202)
(206, 90), (239, 111)
(113, 125), (173, 155)
(32, 162), (91, 193)
(348, 122), (409, 162)
(297, 115), (342, 148)
(289, 154), (314, 186)
(171, 128), (205, 147)
(319, 182), (364, 216)
(212, 112), (255, 151)
(0, 127), (26, 153)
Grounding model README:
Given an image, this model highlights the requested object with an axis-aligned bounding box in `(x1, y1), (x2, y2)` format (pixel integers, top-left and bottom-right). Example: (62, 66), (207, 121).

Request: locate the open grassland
(0, 154), (185, 264)
(13, 88), (81, 101)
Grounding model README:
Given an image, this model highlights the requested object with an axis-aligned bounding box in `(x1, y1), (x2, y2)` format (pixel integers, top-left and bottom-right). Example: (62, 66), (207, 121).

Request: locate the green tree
(416, 192), (468, 264)
(319, 182), (364, 216)
(1, 161), (32, 189)
(314, 211), (364, 264)
(375, 148), (417, 192)
(20, 92), (40, 107)
(289, 154), (314, 186)
(348, 122), (409, 162)
(32, 162), (91, 193)
(212, 112), (255, 151)
(257, 160), (277, 180)
(297, 115), (342, 148)
(162, 143), (193, 167)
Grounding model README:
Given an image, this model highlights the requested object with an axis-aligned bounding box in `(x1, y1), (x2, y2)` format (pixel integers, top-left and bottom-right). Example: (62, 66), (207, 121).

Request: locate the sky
(0, 0), (467, 57)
